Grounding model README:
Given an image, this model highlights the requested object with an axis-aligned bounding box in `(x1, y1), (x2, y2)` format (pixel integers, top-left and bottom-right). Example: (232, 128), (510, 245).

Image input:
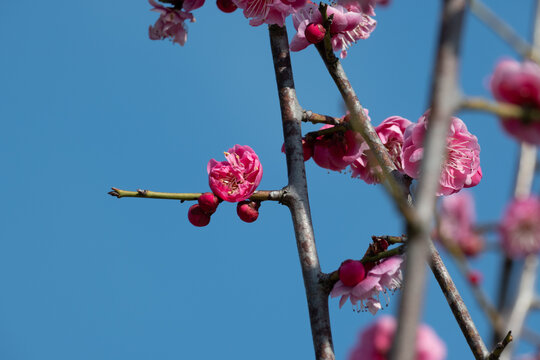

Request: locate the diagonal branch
(268, 24), (335, 360)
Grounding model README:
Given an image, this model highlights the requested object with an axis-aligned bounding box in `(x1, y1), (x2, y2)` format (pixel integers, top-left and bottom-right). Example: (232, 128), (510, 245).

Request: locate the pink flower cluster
(148, 0), (204, 46)
(188, 145), (263, 227)
(436, 191), (484, 256)
(402, 112), (482, 196)
(233, 0), (306, 26)
(348, 316), (447, 360)
(330, 256), (403, 315)
(311, 123), (364, 171)
(290, 3), (376, 58)
(490, 59), (540, 145)
(499, 196), (540, 258)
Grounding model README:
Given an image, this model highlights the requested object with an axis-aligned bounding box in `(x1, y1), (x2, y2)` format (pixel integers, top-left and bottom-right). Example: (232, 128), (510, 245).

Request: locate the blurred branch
(302, 110), (343, 125)
(268, 24), (335, 360)
(108, 187), (284, 202)
(460, 97), (540, 122)
(468, 0), (539, 62)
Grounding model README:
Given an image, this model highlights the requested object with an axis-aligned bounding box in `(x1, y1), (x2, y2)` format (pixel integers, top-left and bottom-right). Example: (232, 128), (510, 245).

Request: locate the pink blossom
(290, 3), (376, 58)
(311, 123), (364, 171)
(499, 196), (540, 258)
(402, 112), (482, 196)
(337, 0), (391, 16)
(207, 145), (263, 202)
(437, 191), (484, 257)
(348, 316), (447, 360)
(351, 116), (412, 184)
(490, 59), (540, 145)
(233, 0), (306, 26)
(148, 0), (204, 46)
(330, 256), (403, 315)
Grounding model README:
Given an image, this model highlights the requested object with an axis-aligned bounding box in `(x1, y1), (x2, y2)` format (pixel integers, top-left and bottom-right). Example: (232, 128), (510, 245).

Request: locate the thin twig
(461, 97), (540, 122)
(108, 187), (284, 202)
(488, 331), (513, 360)
(302, 110), (343, 125)
(269, 24), (335, 360)
(304, 124), (349, 141)
(468, 0), (539, 62)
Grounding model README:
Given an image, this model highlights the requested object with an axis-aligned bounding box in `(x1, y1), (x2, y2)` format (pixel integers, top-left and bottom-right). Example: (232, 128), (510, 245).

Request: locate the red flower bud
(236, 201), (260, 223)
(216, 0), (238, 13)
(339, 259), (366, 287)
(188, 204), (211, 227)
(305, 23), (326, 44)
(198, 192), (220, 214)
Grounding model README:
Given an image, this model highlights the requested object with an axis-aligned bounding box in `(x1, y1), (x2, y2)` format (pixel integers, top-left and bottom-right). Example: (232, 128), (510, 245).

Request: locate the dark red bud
(188, 204), (211, 227)
(305, 23), (326, 44)
(339, 259), (366, 287)
(216, 0), (237, 13)
(198, 192), (220, 214)
(236, 201), (260, 223)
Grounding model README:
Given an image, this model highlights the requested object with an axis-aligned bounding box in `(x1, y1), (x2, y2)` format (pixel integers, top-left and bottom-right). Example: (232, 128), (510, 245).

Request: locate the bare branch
(268, 24), (335, 360)
(488, 332), (513, 360)
(460, 97), (540, 122)
(108, 187), (284, 202)
(302, 110), (343, 125)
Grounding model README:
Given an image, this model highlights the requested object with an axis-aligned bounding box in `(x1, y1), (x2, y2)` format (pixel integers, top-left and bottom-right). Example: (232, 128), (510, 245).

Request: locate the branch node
(487, 331), (513, 360)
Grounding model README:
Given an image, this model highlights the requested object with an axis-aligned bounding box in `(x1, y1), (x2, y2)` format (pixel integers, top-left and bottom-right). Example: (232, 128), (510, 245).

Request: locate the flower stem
(108, 187), (284, 202)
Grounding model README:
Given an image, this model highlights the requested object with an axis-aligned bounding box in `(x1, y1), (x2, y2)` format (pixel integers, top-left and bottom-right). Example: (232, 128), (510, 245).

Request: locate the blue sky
(1, 0), (539, 359)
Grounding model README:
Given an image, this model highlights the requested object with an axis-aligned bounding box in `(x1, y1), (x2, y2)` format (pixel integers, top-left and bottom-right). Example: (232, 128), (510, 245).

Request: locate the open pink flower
(148, 0), (204, 46)
(402, 112), (482, 196)
(490, 59), (540, 145)
(338, 0), (391, 16)
(437, 192), (484, 256)
(233, 0), (306, 26)
(330, 256), (403, 315)
(349, 316), (447, 360)
(351, 116), (412, 184)
(290, 3), (376, 58)
(499, 196), (540, 258)
(311, 123), (364, 171)
(207, 145), (263, 202)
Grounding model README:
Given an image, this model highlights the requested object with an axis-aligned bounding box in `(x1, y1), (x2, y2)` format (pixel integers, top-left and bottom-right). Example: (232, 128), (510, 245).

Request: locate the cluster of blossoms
(296, 111), (482, 196)
(435, 191), (484, 257)
(348, 316), (447, 360)
(490, 59), (540, 145)
(148, 0), (387, 58)
(499, 196), (540, 258)
(330, 255), (403, 314)
(188, 145), (263, 226)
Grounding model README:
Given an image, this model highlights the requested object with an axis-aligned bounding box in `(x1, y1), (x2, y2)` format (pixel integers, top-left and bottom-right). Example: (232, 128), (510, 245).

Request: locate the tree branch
(269, 24), (335, 360)
(460, 97), (540, 122)
(488, 332), (513, 360)
(108, 187), (285, 202)
(302, 110), (343, 125)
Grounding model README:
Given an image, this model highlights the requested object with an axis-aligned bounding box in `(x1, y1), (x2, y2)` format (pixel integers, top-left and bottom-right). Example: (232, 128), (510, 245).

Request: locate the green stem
(108, 187), (284, 202)
(461, 97), (540, 122)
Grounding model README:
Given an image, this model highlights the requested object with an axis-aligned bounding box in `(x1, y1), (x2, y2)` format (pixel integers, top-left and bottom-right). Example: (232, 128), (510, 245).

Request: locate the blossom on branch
(234, 0), (306, 26)
(207, 145), (263, 202)
(337, 0), (390, 16)
(402, 112), (482, 196)
(348, 316), (447, 360)
(436, 191), (484, 257)
(499, 196), (540, 258)
(148, 0), (204, 46)
(490, 59), (540, 145)
(351, 115), (412, 184)
(330, 256), (403, 315)
(290, 3), (376, 58)
(311, 123), (364, 171)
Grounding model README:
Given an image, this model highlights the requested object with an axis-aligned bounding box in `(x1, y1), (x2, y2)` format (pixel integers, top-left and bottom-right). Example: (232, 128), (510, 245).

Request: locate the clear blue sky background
(1, 1), (540, 359)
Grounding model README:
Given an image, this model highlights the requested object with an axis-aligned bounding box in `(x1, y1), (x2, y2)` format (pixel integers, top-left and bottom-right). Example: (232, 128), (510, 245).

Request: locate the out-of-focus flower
(148, 0), (204, 46)
(348, 316), (447, 360)
(216, 0), (237, 12)
(330, 256), (403, 315)
(351, 116), (412, 184)
(499, 196), (540, 258)
(208, 145), (263, 202)
(490, 59), (540, 145)
(338, 0), (390, 16)
(436, 191), (484, 256)
(233, 0), (306, 26)
(515, 353), (540, 360)
(402, 112), (482, 196)
(290, 3), (376, 58)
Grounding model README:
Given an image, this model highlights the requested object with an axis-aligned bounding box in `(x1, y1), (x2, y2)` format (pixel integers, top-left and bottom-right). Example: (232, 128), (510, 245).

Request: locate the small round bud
(236, 201), (260, 223)
(198, 192), (220, 214)
(188, 204), (211, 227)
(467, 270), (483, 286)
(216, 0), (238, 13)
(339, 259), (366, 287)
(305, 23), (326, 44)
